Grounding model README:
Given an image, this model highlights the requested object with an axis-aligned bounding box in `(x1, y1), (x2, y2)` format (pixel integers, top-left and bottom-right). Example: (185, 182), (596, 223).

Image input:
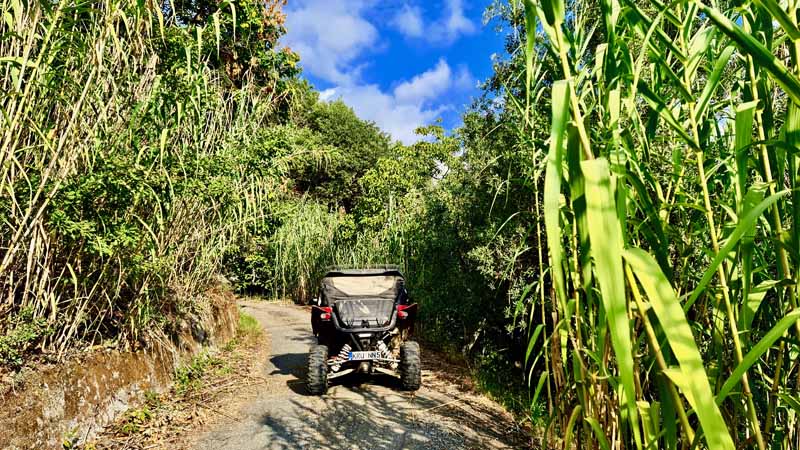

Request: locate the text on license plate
(349, 351), (382, 360)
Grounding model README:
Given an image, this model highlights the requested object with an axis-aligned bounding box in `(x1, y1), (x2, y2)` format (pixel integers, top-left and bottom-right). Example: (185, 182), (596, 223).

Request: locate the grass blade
(623, 248), (735, 450)
(582, 157), (641, 447)
(686, 190), (790, 310)
(544, 80), (571, 315)
(698, 1), (800, 105)
(717, 309), (800, 403)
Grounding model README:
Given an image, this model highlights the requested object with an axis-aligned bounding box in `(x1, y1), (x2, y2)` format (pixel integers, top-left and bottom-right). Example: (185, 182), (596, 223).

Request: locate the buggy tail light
(319, 306), (332, 321)
(397, 304), (411, 319)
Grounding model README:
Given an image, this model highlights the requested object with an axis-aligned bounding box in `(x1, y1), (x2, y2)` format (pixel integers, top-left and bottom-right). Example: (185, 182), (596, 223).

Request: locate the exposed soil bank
(0, 286), (239, 450)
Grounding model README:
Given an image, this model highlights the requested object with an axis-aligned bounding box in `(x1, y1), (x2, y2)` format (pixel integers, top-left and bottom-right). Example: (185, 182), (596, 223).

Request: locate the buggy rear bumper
(327, 357), (399, 365)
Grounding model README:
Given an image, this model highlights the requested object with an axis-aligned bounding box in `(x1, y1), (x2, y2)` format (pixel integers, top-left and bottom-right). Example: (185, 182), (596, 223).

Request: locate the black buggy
(306, 266), (420, 395)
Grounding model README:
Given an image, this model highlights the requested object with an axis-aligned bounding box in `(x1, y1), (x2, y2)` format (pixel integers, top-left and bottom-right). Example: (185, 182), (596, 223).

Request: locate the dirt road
(194, 300), (529, 450)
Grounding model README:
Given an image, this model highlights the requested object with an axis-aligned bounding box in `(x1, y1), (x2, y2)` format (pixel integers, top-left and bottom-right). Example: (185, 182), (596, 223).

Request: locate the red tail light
(397, 304), (411, 319)
(319, 306), (332, 321)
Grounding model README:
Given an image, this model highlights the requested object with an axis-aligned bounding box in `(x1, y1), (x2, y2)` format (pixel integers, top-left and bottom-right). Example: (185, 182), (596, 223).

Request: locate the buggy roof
(322, 265), (404, 277)
(321, 266), (404, 300)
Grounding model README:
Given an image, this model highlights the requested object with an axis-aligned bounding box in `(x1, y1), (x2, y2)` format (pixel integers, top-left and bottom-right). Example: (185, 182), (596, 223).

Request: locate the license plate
(349, 351), (382, 361)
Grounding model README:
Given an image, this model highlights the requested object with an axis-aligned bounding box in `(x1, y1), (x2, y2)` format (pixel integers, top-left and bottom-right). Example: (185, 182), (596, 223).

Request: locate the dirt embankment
(0, 286), (239, 450)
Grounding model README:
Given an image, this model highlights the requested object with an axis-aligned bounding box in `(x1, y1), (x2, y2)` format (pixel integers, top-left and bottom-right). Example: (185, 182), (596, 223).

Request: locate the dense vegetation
(502, 0), (800, 446)
(0, 0), (395, 357)
(6, 0), (800, 448)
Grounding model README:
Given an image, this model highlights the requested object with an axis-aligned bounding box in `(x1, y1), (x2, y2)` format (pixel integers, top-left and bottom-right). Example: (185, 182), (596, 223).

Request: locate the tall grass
(517, 0), (800, 446)
(262, 198), (406, 303)
(0, 0), (286, 357)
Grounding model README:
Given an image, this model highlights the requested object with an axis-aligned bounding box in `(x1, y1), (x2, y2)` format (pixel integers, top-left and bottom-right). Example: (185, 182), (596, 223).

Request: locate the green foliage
(356, 130), (451, 227)
(236, 312), (261, 340)
(174, 352), (227, 395)
(0, 0), (299, 362)
(226, 199), (347, 300)
(474, 347), (542, 424)
(171, 0), (300, 87)
(496, 0), (800, 445)
(118, 403), (155, 434)
(292, 100), (392, 210)
(0, 309), (50, 368)
(20, 1), (800, 448)
(61, 428), (81, 450)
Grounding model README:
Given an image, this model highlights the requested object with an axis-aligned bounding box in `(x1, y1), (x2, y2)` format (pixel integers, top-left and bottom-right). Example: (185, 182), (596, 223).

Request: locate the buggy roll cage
(311, 264), (416, 335)
(321, 264), (404, 277)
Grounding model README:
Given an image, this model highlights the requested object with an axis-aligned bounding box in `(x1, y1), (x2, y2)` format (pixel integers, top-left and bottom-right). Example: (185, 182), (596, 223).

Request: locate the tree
(290, 100), (392, 210)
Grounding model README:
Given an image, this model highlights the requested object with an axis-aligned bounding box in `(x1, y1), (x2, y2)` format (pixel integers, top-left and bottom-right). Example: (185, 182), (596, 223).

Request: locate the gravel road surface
(195, 301), (529, 450)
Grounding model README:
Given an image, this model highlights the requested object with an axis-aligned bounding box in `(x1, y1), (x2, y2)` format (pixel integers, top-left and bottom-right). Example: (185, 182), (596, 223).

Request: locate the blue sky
(281, 0), (504, 144)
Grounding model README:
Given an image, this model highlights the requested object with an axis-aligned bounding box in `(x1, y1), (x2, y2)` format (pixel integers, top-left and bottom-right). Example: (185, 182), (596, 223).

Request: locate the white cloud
(325, 84), (447, 144)
(391, 0), (476, 44)
(323, 60), (472, 144)
(319, 88), (338, 102)
(282, 0), (378, 84)
(391, 4), (424, 38)
(454, 65), (476, 91)
(393, 59), (452, 105)
(440, 0), (476, 40)
(282, 1), (477, 144)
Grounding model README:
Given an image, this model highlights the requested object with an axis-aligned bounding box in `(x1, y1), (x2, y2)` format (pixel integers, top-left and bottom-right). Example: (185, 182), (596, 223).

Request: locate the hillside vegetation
(5, 0), (800, 448)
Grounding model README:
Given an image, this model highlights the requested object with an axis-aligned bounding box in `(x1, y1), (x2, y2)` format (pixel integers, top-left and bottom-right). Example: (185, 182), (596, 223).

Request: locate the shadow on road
(256, 388), (466, 450)
(337, 372), (403, 390)
(269, 352), (307, 377)
(274, 353), (408, 396)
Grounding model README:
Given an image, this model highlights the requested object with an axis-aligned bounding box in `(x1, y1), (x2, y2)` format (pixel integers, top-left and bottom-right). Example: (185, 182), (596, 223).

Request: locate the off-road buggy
(306, 266), (420, 395)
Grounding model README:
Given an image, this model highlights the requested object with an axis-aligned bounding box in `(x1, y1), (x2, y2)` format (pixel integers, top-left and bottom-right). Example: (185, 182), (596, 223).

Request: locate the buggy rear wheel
(307, 344), (329, 395)
(400, 341), (421, 391)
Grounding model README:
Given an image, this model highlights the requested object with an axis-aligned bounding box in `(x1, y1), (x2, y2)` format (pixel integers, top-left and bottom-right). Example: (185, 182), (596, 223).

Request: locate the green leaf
(637, 81), (697, 149)
(717, 309), (800, 403)
(0, 56), (38, 68)
(531, 372), (548, 409)
(777, 392), (800, 412)
(638, 401), (657, 448)
(741, 281), (780, 333)
(586, 417), (612, 450)
(686, 26), (713, 78)
(523, 0), (538, 120)
(694, 46), (735, 120)
(523, 0), (538, 73)
(686, 189), (790, 310)
(698, 1), (800, 106)
(734, 102), (759, 208)
(564, 405), (583, 450)
(525, 324), (544, 365)
(623, 248), (735, 450)
(751, 0), (800, 40)
(544, 80), (571, 317)
(582, 158), (641, 447)
(213, 11), (221, 57)
(540, 0), (564, 27)
(739, 185), (766, 332)
(623, 0), (687, 63)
